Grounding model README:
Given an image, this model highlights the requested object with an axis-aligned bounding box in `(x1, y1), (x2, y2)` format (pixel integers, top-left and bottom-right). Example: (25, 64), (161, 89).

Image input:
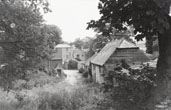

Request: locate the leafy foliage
(78, 67), (84, 73)
(145, 36), (158, 54)
(0, 0), (61, 90)
(87, 0), (171, 84)
(92, 32), (135, 51)
(71, 37), (94, 49)
(102, 61), (157, 110)
(92, 34), (109, 52)
(41, 24), (62, 49)
(87, 0), (171, 41)
(0, 82), (105, 110)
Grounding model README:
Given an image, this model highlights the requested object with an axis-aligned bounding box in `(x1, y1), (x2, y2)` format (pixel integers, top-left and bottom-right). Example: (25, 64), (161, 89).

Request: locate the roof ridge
(118, 38), (137, 48)
(118, 38), (124, 48)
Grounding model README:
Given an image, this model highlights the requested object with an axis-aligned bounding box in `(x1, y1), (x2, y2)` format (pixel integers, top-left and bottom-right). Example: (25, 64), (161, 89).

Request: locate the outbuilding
(91, 38), (149, 84)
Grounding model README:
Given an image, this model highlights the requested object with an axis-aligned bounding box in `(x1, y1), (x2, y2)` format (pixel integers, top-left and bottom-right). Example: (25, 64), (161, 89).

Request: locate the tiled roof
(91, 38), (138, 66)
(91, 39), (123, 66)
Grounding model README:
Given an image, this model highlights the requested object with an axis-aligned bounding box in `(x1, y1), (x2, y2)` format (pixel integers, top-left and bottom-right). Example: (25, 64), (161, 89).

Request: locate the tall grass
(0, 84), (103, 110)
(37, 86), (103, 110)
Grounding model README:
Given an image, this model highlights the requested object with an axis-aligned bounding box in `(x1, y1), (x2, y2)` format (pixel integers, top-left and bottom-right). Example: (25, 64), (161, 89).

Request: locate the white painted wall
(61, 47), (73, 64)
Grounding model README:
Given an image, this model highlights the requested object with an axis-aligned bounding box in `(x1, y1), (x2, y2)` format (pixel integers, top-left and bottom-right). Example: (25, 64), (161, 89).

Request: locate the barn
(90, 38), (149, 84)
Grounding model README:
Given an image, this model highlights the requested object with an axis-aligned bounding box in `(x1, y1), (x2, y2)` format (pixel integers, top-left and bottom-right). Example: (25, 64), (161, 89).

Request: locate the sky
(44, 0), (100, 42)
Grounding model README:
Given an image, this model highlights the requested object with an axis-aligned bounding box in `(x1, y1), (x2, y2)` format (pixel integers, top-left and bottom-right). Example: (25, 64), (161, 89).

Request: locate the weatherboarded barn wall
(105, 48), (149, 71)
(91, 64), (104, 84)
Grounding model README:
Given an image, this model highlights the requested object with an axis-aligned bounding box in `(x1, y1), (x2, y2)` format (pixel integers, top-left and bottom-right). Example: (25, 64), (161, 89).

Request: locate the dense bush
(82, 71), (89, 78)
(102, 61), (157, 110)
(12, 71), (61, 90)
(37, 86), (106, 110)
(78, 68), (90, 78)
(78, 67), (84, 73)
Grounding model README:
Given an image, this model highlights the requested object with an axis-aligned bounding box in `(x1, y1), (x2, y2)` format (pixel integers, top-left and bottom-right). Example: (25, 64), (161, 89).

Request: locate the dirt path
(64, 70), (82, 85)
(49, 70), (84, 92)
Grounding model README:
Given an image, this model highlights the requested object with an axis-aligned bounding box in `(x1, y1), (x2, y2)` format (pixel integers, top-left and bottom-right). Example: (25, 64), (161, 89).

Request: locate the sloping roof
(55, 44), (71, 48)
(91, 39), (123, 66)
(119, 40), (137, 48)
(85, 54), (97, 66)
(91, 38), (138, 66)
(85, 48), (95, 60)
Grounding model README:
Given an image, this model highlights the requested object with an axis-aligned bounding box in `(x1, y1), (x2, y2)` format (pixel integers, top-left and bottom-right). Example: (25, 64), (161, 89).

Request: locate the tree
(71, 38), (83, 49)
(92, 31), (135, 52)
(92, 34), (109, 51)
(83, 36), (94, 49)
(0, 0), (54, 90)
(41, 24), (62, 48)
(88, 0), (171, 77)
(71, 37), (94, 49)
(87, 0), (171, 108)
(40, 24), (62, 59)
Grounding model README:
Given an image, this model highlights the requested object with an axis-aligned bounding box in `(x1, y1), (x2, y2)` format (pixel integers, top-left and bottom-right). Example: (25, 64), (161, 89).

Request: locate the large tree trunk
(146, 37), (153, 54)
(148, 27), (171, 109)
(157, 33), (171, 78)
(147, 1), (171, 109)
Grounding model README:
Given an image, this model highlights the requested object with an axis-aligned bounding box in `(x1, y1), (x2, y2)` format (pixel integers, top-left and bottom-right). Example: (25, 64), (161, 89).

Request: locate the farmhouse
(90, 38), (149, 84)
(54, 44), (73, 64)
(53, 44), (73, 69)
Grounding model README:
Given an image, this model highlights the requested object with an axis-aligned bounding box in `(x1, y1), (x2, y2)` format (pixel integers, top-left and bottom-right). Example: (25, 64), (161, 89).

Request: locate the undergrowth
(101, 60), (157, 110)
(0, 84), (105, 110)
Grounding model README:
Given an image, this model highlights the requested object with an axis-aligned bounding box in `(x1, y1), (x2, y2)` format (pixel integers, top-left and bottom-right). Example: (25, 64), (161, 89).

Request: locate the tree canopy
(87, 1), (171, 107)
(0, 0), (62, 90)
(87, 0), (171, 75)
(71, 37), (94, 49)
(87, 0), (171, 41)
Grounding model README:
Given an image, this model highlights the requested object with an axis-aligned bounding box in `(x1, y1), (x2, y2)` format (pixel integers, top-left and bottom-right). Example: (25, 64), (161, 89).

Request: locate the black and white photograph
(0, 0), (171, 110)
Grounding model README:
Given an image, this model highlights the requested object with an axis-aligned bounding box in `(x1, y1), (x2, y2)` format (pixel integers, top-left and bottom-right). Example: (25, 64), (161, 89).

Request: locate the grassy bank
(0, 83), (106, 110)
